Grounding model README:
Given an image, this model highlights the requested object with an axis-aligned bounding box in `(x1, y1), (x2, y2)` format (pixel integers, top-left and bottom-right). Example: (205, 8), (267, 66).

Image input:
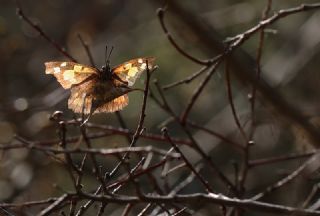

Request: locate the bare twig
(224, 60), (248, 143)
(250, 157), (313, 201)
(15, 0), (77, 62)
(79, 192), (320, 216)
(162, 128), (213, 193)
(180, 61), (222, 124)
(129, 60), (152, 148)
(77, 34), (96, 67)
(249, 150), (317, 167)
(157, 8), (210, 66)
(38, 194), (71, 216)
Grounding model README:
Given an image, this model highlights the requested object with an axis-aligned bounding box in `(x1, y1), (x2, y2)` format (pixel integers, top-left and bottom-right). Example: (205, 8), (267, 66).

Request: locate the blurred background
(1, 0), (320, 215)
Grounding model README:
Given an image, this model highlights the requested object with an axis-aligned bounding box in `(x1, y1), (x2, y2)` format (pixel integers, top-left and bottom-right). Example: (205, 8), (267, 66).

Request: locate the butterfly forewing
(112, 57), (155, 86)
(45, 61), (98, 89)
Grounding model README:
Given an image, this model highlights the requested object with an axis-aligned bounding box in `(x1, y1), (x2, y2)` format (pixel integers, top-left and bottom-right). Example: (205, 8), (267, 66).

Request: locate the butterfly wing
(94, 95), (129, 113)
(45, 61), (99, 89)
(112, 57), (155, 86)
(68, 77), (130, 114)
(68, 78), (96, 114)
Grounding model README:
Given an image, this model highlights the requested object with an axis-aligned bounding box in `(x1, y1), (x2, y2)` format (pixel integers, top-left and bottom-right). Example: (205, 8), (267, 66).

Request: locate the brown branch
(38, 194), (71, 216)
(250, 157), (313, 201)
(162, 128), (214, 193)
(157, 8), (210, 66)
(178, 125), (238, 194)
(249, 0), (273, 133)
(187, 121), (243, 150)
(0, 197), (61, 208)
(77, 34), (96, 67)
(87, 124), (191, 145)
(15, 1), (77, 62)
(162, 65), (211, 90)
(1, 125), (192, 149)
(180, 61), (222, 124)
(12, 136), (180, 158)
(121, 204), (134, 216)
(227, 3), (320, 47)
(129, 60), (152, 148)
(75, 156), (146, 215)
(249, 150), (317, 167)
(79, 192), (320, 216)
(167, 1), (320, 148)
(224, 60), (248, 143)
(151, 80), (237, 193)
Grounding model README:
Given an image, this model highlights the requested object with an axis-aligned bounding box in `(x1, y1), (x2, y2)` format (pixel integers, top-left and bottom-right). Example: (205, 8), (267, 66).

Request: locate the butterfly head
(100, 45), (114, 80)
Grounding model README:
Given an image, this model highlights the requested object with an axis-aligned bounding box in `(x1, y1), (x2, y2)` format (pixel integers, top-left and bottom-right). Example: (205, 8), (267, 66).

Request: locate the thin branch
(157, 8), (210, 66)
(225, 60), (248, 143)
(151, 80), (237, 193)
(129, 60), (152, 148)
(249, 150), (317, 167)
(13, 136), (180, 158)
(250, 157), (313, 201)
(187, 121), (243, 150)
(15, 0), (77, 62)
(162, 128), (213, 193)
(180, 61), (222, 123)
(1, 125), (192, 149)
(249, 0), (273, 130)
(77, 34), (96, 67)
(168, 1), (320, 148)
(79, 192), (320, 216)
(75, 158), (146, 216)
(227, 3), (320, 47)
(38, 194), (71, 216)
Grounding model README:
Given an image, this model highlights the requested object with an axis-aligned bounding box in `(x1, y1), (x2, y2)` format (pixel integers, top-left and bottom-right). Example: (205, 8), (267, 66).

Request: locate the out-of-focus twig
(15, 0), (77, 62)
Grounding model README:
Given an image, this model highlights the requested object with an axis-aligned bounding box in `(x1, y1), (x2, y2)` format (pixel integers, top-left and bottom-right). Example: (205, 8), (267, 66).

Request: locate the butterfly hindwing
(112, 57), (155, 86)
(68, 77), (130, 114)
(95, 95), (129, 113)
(45, 61), (98, 89)
(68, 78), (95, 114)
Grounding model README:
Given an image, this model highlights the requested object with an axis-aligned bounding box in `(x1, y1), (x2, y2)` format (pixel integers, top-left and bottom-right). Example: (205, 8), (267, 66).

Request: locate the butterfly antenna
(105, 45), (108, 66)
(107, 46), (114, 66)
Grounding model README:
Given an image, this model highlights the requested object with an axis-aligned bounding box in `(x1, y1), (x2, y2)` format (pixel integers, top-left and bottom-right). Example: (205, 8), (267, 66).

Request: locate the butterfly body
(45, 57), (155, 115)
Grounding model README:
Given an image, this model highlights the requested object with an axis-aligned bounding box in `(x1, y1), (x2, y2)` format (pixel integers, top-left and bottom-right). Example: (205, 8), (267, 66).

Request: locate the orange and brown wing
(67, 78), (95, 114)
(68, 77), (130, 114)
(95, 95), (129, 113)
(112, 57), (155, 86)
(45, 61), (99, 89)
(68, 93), (129, 114)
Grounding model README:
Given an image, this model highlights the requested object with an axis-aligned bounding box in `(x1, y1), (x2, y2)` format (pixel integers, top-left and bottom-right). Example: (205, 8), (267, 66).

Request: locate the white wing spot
(128, 67), (138, 77)
(60, 62), (67, 67)
(140, 63), (147, 70)
(63, 70), (76, 81)
(138, 58), (143, 63)
(53, 67), (61, 73)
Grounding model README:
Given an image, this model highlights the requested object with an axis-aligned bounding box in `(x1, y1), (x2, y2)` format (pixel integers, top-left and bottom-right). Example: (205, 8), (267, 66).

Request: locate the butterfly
(45, 57), (155, 117)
